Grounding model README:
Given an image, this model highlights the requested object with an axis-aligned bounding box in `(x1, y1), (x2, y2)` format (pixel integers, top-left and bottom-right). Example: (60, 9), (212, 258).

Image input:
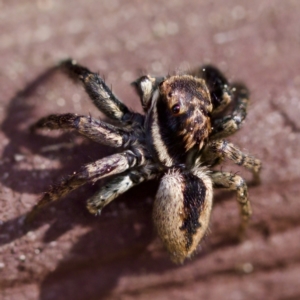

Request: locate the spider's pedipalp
(211, 84), (249, 139)
(26, 149), (146, 222)
(60, 59), (143, 125)
(132, 75), (164, 111)
(30, 113), (137, 148)
(211, 171), (251, 237)
(153, 167), (213, 264)
(87, 167), (156, 214)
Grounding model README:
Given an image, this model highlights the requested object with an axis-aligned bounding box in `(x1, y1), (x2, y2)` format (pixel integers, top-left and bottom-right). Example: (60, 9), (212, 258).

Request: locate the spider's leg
(26, 149), (146, 222)
(211, 171), (251, 237)
(205, 140), (261, 184)
(30, 113), (137, 148)
(86, 167), (156, 215)
(211, 84), (249, 139)
(153, 167), (213, 264)
(190, 65), (232, 114)
(60, 59), (143, 124)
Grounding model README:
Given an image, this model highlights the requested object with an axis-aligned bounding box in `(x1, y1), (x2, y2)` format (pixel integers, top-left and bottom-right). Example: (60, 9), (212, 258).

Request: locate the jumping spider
(27, 59), (261, 263)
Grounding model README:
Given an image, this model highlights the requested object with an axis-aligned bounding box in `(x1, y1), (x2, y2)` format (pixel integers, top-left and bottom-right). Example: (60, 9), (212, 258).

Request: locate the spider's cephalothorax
(27, 59), (261, 263)
(146, 75), (213, 167)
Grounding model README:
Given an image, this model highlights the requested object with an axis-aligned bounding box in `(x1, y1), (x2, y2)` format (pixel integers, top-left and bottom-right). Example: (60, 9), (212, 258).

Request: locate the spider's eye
(171, 104), (181, 115)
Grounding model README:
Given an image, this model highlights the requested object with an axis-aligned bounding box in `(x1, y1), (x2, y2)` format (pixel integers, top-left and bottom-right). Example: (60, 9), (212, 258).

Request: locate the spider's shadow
(0, 66), (107, 237)
(0, 66), (171, 298)
(0, 66), (239, 300)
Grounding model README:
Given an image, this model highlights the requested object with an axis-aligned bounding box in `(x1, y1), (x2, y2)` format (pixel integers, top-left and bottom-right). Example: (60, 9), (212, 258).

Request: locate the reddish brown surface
(1, 1), (300, 299)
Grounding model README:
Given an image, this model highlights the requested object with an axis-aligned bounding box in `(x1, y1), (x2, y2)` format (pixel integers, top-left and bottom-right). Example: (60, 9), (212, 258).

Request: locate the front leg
(60, 59), (144, 125)
(204, 140), (262, 184)
(190, 65), (232, 114)
(211, 171), (251, 237)
(26, 149), (146, 222)
(30, 113), (138, 148)
(211, 84), (249, 139)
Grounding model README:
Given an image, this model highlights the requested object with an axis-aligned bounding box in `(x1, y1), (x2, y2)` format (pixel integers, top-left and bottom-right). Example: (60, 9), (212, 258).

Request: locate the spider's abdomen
(153, 167), (213, 263)
(149, 75), (213, 167)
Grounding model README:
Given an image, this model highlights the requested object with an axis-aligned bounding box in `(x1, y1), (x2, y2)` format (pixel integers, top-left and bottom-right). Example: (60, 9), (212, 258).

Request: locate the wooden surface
(0, 1), (300, 299)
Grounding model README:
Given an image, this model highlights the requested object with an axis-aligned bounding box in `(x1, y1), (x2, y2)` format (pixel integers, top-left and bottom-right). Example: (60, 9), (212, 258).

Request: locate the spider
(27, 59), (261, 263)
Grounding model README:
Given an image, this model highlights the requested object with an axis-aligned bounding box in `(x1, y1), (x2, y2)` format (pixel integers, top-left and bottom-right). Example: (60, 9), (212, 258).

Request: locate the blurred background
(0, 0), (300, 299)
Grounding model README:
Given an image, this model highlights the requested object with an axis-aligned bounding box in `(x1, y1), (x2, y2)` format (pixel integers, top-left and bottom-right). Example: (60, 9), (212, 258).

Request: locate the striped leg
(30, 113), (136, 148)
(211, 171), (251, 237)
(205, 140), (261, 184)
(190, 65), (232, 114)
(86, 167), (156, 215)
(211, 84), (249, 139)
(26, 149), (145, 222)
(60, 59), (144, 124)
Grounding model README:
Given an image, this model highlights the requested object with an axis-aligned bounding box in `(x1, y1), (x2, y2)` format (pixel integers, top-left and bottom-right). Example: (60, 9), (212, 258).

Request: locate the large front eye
(171, 103), (181, 115)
